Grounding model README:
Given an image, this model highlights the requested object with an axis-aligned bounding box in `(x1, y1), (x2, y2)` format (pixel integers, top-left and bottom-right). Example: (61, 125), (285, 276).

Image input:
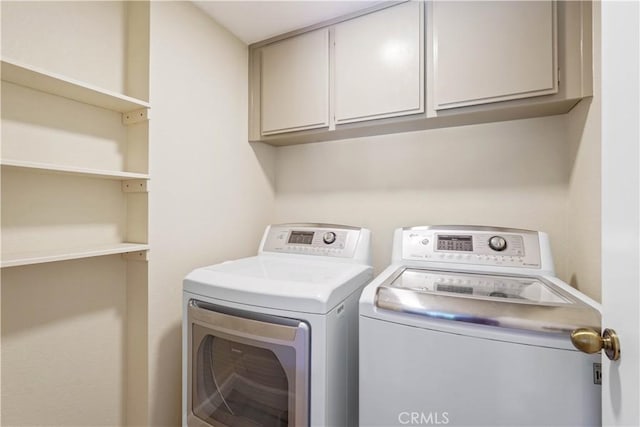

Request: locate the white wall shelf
(1, 159), (149, 180)
(1, 3), (151, 425)
(1, 243), (150, 268)
(1, 57), (150, 113)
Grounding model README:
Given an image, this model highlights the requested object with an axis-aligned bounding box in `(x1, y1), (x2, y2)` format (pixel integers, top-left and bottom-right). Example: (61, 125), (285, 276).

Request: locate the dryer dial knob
(489, 236), (507, 252)
(323, 232), (337, 244)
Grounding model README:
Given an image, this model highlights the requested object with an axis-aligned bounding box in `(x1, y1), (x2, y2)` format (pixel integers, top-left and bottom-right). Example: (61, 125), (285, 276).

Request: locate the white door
(600, 1), (639, 425)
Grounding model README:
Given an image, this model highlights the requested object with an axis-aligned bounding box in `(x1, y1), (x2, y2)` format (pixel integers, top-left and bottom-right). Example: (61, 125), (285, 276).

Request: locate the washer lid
(375, 267), (601, 334)
(184, 255), (372, 314)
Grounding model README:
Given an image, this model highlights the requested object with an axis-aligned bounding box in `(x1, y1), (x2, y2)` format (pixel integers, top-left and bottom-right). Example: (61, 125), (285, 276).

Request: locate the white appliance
(359, 225), (602, 426)
(183, 223), (373, 427)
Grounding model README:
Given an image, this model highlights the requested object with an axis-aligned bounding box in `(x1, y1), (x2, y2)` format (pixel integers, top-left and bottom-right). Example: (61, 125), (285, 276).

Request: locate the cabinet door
(334, 1), (423, 124)
(261, 29), (329, 135)
(433, 1), (557, 110)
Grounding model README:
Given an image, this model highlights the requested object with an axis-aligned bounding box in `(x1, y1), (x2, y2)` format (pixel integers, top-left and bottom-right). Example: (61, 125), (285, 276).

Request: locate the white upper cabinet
(334, 1), (424, 124)
(249, 0), (589, 145)
(432, 1), (557, 110)
(260, 28), (330, 135)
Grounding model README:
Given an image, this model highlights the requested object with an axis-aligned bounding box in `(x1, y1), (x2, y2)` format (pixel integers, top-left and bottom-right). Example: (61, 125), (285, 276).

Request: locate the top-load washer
(183, 223), (372, 427)
(359, 225), (602, 426)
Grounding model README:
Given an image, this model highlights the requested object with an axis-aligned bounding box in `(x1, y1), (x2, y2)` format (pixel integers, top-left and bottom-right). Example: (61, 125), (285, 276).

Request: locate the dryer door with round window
(187, 300), (310, 427)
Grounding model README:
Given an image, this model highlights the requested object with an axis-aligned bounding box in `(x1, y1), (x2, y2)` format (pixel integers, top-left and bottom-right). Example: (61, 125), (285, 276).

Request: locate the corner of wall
(564, 0), (602, 302)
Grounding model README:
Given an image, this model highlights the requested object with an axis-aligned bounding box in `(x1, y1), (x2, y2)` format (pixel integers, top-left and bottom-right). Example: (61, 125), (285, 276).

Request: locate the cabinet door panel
(335, 1), (423, 124)
(433, 1), (557, 110)
(261, 29), (329, 135)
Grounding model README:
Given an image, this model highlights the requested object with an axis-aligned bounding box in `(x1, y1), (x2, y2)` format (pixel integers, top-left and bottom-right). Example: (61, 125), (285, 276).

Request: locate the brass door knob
(571, 328), (620, 361)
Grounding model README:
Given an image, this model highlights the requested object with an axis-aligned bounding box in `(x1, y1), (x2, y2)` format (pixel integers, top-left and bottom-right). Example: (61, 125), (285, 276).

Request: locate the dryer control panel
(260, 224), (370, 262)
(400, 226), (543, 269)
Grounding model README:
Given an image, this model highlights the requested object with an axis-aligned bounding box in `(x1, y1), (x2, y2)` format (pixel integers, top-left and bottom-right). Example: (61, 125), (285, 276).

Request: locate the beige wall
(1, 258), (128, 426)
(273, 90), (602, 303)
(274, 115), (579, 284)
(566, 1), (601, 301)
(146, 2), (275, 425)
(1, 1), (128, 94)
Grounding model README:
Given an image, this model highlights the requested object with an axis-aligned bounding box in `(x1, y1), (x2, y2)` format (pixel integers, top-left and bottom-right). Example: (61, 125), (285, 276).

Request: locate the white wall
(274, 115), (580, 286)
(147, 2), (275, 425)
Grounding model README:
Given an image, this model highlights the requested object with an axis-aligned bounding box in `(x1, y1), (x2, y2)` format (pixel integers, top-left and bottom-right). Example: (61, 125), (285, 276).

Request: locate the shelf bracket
(122, 179), (148, 193)
(122, 250), (149, 262)
(122, 108), (150, 125)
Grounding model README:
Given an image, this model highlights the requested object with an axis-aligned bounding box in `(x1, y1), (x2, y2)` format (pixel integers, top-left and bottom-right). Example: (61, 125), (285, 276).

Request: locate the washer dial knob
(489, 236), (507, 251)
(323, 232), (337, 244)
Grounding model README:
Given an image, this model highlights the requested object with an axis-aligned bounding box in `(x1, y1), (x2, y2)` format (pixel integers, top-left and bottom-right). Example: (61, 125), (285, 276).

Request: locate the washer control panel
(261, 224), (362, 258)
(401, 226), (542, 269)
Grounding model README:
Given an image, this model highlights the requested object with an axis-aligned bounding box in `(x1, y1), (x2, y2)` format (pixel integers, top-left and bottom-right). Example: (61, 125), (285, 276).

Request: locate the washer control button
(488, 236), (508, 252)
(323, 232), (337, 244)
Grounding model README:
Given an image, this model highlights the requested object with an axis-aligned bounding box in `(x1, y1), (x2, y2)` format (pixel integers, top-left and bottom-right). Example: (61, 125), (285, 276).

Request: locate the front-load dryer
(183, 223), (373, 427)
(359, 225), (601, 426)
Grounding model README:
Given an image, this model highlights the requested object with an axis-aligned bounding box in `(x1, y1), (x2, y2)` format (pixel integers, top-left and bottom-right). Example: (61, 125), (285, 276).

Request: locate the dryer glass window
(188, 302), (310, 427)
(193, 332), (292, 426)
